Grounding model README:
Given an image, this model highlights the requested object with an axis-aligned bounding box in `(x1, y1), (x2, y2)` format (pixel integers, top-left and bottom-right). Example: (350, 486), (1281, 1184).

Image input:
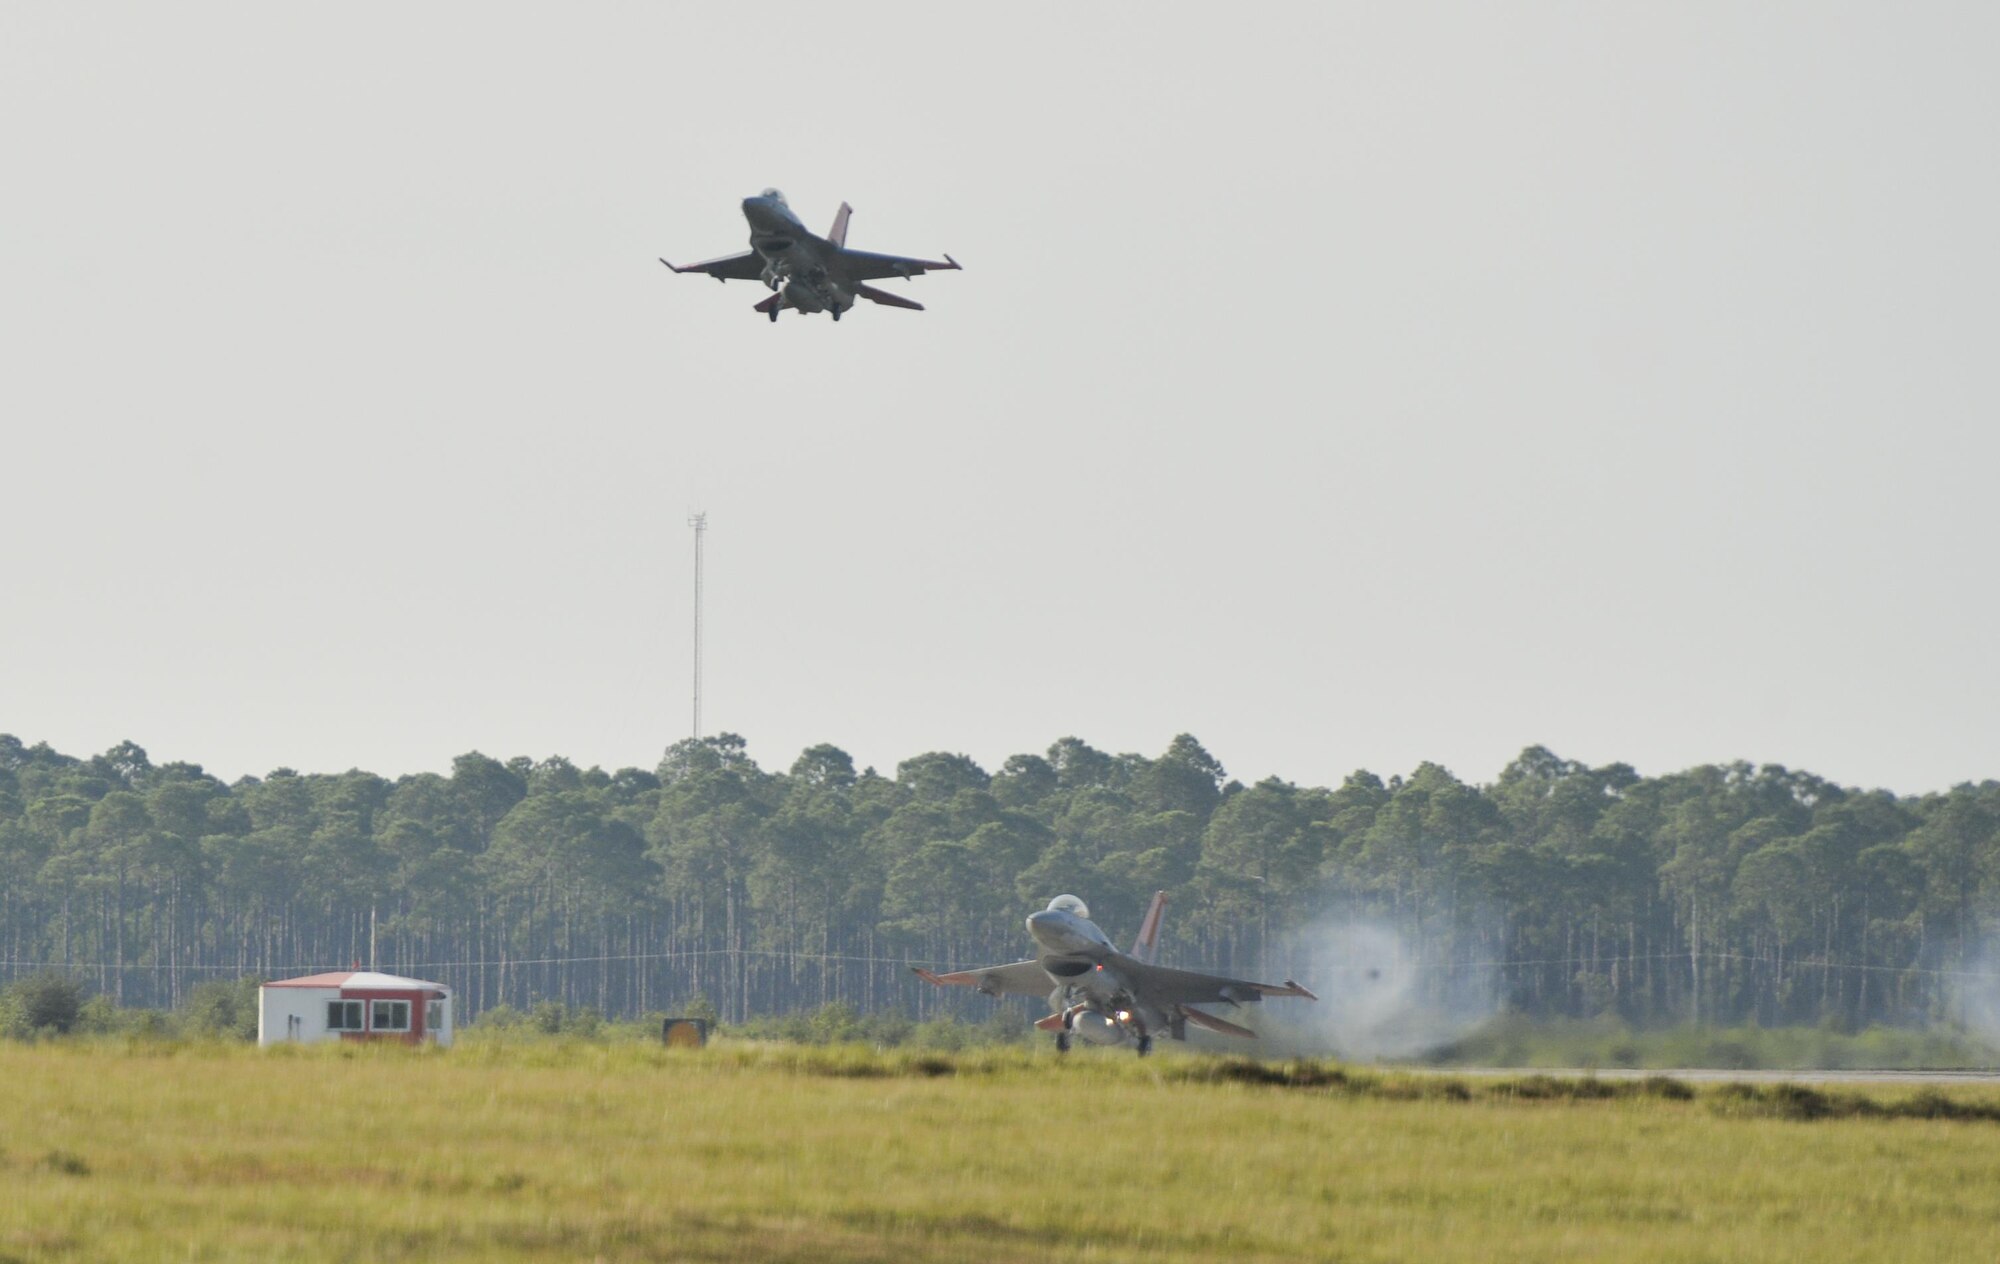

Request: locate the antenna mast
(689, 511), (707, 740)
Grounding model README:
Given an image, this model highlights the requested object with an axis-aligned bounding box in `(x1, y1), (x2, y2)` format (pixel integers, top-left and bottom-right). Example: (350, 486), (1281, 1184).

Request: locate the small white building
(258, 970), (454, 1047)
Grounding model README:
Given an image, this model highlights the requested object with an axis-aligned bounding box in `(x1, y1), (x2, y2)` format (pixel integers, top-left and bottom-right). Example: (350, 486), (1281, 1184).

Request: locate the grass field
(7, 1038), (2000, 1263)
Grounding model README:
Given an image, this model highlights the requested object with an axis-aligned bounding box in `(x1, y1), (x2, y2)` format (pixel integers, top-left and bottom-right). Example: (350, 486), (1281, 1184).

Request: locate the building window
(371, 1000), (410, 1032)
(327, 1000), (363, 1031)
(426, 1000), (444, 1032)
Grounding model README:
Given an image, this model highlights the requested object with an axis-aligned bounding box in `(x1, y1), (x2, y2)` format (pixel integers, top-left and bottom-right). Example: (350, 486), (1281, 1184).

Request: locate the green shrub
(808, 1002), (865, 1044)
(1639, 1075), (1696, 1101)
(76, 995), (122, 1035)
(5, 972), (85, 1036)
(908, 1016), (975, 1051)
(177, 977), (262, 1041)
(506, 1000), (605, 1036)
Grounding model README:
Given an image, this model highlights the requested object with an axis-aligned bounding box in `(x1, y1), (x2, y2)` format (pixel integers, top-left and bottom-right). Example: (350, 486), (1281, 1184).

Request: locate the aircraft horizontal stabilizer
(854, 283), (925, 311)
(1033, 1012), (1068, 1031)
(1181, 1007), (1258, 1039)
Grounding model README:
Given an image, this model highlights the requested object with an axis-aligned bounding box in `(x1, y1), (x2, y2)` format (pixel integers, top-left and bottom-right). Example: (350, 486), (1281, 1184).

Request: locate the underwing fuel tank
(1070, 1011), (1127, 1045)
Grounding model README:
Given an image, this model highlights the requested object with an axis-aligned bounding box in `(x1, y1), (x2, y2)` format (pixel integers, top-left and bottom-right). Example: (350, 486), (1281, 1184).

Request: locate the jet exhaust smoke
(1949, 947), (2000, 1053)
(1252, 917), (1503, 1061)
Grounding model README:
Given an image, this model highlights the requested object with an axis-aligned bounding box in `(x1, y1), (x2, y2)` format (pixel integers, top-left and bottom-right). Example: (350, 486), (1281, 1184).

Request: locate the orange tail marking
(1132, 890), (1168, 963)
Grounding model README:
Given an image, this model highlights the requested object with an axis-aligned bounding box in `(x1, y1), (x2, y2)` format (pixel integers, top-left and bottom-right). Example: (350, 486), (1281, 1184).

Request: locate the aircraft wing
(660, 251), (766, 282)
(835, 248), (961, 282)
(1119, 958), (1317, 1007)
(912, 960), (1048, 997)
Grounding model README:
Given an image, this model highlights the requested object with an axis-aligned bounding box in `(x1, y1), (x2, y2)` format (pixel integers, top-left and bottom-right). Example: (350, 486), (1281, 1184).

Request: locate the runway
(1422, 1066), (2000, 1087)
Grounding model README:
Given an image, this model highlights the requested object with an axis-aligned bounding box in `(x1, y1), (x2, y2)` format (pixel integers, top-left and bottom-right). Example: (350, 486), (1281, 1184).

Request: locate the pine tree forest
(3, 732), (1997, 1030)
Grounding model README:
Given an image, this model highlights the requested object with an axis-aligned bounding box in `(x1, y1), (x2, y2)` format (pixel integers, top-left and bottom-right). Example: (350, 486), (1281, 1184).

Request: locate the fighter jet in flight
(660, 189), (960, 322)
(915, 893), (1317, 1055)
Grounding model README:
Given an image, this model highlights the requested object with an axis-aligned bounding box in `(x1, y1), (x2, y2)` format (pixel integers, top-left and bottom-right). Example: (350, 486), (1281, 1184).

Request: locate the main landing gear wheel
(1136, 1035), (1153, 1057)
(831, 309), (841, 321)
(767, 305), (779, 323)
(1055, 1032), (1071, 1054)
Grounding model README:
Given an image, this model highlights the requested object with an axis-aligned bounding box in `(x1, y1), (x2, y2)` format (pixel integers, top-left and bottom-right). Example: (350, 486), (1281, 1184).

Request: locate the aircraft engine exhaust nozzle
(1070, 1012), (1127, 1046)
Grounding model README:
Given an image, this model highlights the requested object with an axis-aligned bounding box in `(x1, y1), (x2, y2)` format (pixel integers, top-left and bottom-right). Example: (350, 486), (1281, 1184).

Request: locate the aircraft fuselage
(741, 193), (850, 316)
(1027, 904), (1168, 1046)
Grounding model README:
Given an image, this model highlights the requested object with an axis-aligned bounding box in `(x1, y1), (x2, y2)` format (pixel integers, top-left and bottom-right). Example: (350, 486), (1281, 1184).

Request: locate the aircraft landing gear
(1055, 1032), (1071, 1054)
(831, 308), (841, 321)
(1135, 1035), (1153, 1057)
(767, 305), (779, 323)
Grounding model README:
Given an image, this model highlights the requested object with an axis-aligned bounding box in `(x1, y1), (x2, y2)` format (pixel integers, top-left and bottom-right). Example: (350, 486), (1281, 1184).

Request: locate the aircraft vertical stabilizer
(1131, 891), (1168, 964)
(827, 202), (852, 248)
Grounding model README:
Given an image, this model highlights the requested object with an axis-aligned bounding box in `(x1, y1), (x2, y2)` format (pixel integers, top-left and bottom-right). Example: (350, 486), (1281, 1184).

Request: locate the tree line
(2, 732), (1996, 1032)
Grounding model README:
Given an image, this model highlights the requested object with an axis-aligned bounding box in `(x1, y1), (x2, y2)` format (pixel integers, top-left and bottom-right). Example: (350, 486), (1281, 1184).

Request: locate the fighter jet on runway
(915, 893), (1317, 1055)
(660, 189), (960, 322)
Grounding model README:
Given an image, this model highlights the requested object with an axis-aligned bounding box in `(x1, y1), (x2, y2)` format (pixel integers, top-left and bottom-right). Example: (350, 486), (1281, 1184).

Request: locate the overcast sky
(3, 4), (1996, 795)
